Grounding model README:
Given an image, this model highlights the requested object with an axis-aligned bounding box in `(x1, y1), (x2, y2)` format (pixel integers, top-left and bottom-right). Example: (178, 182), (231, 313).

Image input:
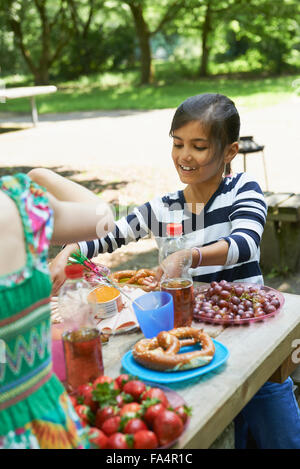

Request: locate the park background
(0, 0), (299, 291)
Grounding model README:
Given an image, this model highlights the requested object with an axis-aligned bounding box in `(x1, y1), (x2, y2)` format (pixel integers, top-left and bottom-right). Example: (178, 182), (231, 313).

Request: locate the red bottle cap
(64, 264), (84, 279)
(166, 223), (183, 236)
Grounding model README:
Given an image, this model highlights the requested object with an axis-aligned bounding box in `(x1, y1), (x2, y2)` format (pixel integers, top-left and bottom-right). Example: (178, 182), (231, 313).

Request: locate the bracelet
(193, 247), (202, 267)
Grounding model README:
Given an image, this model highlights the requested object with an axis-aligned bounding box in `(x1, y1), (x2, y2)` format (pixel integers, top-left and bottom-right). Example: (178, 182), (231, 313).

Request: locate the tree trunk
(128, 2), (153, 85)
(33, 67), (50, 85)
(199, 0), (212, 77)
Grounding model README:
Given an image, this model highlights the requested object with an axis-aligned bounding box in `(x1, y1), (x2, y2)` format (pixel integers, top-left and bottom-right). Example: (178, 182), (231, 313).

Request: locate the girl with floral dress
(0, 172), (113, 449)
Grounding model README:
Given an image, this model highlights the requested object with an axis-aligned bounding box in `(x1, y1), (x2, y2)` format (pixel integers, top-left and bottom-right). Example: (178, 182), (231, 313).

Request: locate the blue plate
(121, 339), (229, 384)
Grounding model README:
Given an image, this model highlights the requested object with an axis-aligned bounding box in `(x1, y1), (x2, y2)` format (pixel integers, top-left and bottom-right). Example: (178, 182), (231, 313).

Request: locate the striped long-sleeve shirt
(79, 172), (267, 285)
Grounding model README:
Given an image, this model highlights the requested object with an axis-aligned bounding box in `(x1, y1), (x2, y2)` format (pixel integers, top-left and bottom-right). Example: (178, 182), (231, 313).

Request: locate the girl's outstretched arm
(47, 194), (114, 245)
(28, 168), (101, 204)
(46, 194), (114, 294)
(28, 168), (115, 293)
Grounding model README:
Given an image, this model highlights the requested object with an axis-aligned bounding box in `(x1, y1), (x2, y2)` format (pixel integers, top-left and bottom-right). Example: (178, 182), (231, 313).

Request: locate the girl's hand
(156, 249), (193, 282)
(49, 243), (79, 295)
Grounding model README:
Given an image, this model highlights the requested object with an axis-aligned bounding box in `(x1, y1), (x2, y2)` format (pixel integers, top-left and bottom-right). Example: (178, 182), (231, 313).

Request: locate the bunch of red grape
(193, 280), (281, 324)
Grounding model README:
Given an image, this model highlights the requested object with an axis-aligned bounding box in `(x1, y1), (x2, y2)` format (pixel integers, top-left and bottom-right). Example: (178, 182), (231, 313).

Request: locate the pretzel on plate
(132, 327), (215, 372)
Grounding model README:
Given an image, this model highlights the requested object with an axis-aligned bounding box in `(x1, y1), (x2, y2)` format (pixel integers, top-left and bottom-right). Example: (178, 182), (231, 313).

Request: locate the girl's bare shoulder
(0, 190), (21, 228)
(0, 190), (26, 276)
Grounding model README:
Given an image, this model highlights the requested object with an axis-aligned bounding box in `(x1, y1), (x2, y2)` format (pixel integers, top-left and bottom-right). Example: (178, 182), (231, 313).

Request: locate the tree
(232, 0), (300, 74)
(122, 0), (187, 84)
(168, 0), (299, 77)
(194, 0), (245, 77)
(1, 0), (102, 84)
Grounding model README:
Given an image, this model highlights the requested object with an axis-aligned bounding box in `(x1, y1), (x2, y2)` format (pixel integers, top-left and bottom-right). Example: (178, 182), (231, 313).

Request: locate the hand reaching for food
(156, 249), (193, 282)
(49, 243), (79, 295)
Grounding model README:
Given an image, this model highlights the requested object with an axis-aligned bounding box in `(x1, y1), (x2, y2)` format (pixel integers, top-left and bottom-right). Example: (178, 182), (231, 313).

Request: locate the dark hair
(170, 93), (240, 160)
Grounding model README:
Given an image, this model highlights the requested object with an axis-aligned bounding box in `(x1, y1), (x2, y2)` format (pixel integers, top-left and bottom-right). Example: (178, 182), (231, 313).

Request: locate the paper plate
(121, 339), (229, 384)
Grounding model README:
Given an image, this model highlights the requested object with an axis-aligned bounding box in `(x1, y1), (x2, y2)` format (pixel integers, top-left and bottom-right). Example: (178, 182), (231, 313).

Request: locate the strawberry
(115, 374), (132, 390)
(93, 376), (119, 390)
(95, 406), (118, 429)
(107, 432), (134, 449)
(119, 402), (142, 419)
(88, 427), (108, 449)
(77, 384), (98, 413)
(133, 430), (158, 449)
(141, 388), (169, 407)
(123, 418), (148, 434)
(74, 404), (93, 427)
(153, 409), (184, 446)
(174, 405), (192, 425)
(101, 416), (121, 436)
(143, 403), (166, 427)
(123, 380), (146, 402)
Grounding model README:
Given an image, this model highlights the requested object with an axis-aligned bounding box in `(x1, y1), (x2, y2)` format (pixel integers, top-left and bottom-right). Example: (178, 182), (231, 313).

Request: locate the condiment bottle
(58, 264), (104, 392)
(159, 223), (194, 327)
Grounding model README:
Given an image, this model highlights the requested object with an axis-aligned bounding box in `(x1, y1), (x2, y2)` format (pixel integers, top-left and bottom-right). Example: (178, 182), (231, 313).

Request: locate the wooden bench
(0, 85), (57, 125)
(260, 192), (300, 274)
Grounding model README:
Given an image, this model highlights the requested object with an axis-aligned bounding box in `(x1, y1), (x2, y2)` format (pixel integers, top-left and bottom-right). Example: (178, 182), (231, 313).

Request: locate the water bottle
(58, 264), (104, 392)
(159, 223), (194, 327)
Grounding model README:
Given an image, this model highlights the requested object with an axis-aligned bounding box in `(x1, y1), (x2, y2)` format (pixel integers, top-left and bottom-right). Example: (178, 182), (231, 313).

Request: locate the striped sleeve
(222, 175), (267, 266)
(78, 203), (152, 258)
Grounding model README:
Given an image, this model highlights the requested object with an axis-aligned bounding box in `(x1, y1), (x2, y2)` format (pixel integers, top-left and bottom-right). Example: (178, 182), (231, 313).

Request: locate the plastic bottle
(58, 264), (104, 392)
(159, 223), (194, 327)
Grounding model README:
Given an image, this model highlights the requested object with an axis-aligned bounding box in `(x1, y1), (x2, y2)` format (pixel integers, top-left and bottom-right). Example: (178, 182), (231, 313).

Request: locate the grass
(0, 68), (299, 115)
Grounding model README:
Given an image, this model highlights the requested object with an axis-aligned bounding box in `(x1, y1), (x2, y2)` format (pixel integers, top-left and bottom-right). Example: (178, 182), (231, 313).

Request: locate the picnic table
(100, 287), (300, 449)
(0, 86), (57, 125)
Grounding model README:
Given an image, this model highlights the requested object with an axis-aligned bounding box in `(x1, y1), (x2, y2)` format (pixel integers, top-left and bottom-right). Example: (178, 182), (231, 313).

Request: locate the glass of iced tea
(161, 278), (194, 328)
(63, 327), (104, 393)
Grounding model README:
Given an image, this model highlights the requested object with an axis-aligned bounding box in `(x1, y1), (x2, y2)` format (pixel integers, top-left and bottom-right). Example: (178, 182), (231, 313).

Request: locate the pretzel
(127, 269), (156, 284)
(111, 270), (137, 281)
(111, 269), (157, 291)
(132, 327), (215, 372)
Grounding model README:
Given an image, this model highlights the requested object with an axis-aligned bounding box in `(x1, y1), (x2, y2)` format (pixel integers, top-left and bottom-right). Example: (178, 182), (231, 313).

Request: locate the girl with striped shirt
(35, 93), (300, 449)
(78, 171), (266, 286)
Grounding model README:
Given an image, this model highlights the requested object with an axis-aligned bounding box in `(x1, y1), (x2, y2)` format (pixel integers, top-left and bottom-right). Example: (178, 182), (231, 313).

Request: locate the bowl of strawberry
(69, 374), (191, 449)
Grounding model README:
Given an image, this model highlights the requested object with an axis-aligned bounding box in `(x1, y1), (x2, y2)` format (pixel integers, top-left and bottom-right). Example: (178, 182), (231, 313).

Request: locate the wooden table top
(100, 290), (300, 449)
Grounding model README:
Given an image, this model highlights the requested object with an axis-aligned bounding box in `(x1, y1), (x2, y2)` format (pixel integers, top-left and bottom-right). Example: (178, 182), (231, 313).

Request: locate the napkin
(95, 286), (146, 334)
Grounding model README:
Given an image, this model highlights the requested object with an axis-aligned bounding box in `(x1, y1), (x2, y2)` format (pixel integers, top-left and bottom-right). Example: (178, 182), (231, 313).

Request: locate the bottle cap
(166, 223), (183, 237)
(64, 264), (84, 279)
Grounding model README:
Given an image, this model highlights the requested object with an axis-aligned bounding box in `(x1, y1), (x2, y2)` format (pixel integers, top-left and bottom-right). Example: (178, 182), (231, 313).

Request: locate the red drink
(63, 327), (104, 392)
(161, 279), (194, 328)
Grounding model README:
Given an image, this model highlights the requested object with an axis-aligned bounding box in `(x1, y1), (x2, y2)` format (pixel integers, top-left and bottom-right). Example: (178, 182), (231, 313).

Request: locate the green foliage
(0, 0), (299, 84)
(53, 25), (136, 80)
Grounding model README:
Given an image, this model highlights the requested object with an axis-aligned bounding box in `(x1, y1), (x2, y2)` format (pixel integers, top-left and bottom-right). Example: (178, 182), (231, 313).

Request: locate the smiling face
(171, 120), (226, 187)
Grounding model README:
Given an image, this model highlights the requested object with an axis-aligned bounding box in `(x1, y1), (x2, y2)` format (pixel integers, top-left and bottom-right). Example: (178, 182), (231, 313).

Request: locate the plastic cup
(132, 291), (174, 339)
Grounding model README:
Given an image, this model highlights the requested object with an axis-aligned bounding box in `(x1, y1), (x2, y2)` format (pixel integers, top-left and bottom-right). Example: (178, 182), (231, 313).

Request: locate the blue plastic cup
(132, 291), (174, 339)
